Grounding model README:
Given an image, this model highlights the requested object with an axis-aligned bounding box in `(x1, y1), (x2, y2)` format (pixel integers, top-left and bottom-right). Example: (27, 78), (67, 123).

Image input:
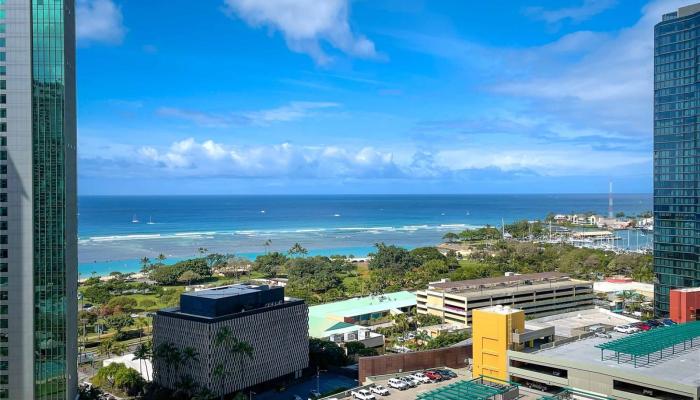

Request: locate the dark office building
(654, 3), (700, 316)
(152, 284), (309, 397)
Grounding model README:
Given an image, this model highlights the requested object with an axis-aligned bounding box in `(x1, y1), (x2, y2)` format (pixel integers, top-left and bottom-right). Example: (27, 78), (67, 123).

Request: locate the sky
(76, 0), (684, 195)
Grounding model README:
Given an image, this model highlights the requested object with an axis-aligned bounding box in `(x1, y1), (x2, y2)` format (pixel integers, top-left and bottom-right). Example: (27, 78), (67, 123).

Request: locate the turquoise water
(78, 194), (652, 276)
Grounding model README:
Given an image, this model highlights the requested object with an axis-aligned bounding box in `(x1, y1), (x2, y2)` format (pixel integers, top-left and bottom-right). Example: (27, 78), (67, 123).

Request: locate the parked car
(370, 385), (390, 396)
(441, 369), (458, 378)
(399, 376), (417, 388)
(637, 323), (652, 331)
(662, 318), (676, 326)
(435, 369), (453, 380)
(614, 325), (635, 334)
(411, 372), (431, 383)
(351, 389), (376, 400)
(646, 320), (663, 328)
(387, 378), (408, 390)
(424, 370), (442, 382)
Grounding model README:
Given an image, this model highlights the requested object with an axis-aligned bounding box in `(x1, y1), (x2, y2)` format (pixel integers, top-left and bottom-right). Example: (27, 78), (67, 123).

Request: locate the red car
(424, 370), (442, 382)
(634, 322), (651, 331)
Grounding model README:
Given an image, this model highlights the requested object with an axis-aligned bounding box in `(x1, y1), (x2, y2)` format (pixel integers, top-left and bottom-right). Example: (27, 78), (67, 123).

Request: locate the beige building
(416, 272), (594, 326)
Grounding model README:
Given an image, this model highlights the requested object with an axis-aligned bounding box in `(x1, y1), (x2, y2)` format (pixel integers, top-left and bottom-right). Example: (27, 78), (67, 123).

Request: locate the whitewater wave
(79, 222), (482, 243)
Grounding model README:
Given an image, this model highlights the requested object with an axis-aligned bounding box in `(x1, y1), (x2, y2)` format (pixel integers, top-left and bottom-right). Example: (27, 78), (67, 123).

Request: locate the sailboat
(131, 215), (139, 223)
(147, 216), (155, 225)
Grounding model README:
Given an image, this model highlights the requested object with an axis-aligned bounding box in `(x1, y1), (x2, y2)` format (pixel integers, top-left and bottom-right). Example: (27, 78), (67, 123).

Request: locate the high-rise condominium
(654, 3), (700, 316)
(0, 0), (77, 399)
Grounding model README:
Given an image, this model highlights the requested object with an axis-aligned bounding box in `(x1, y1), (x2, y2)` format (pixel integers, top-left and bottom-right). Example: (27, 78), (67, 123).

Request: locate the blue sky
(76, 0), (679, 195)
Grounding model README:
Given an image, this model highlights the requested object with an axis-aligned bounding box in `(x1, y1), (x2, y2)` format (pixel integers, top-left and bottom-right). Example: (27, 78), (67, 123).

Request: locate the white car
(400, 376), (418, 387)
(387, 378), (408, 390)
(614, 325), (639, 334)
(370, 385), (390, 396)
(411, 372), (431, 383)
(351, 389), (376, 400)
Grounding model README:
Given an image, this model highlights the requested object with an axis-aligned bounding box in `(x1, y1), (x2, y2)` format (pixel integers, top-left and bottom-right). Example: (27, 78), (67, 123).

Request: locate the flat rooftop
(426, 273), (587, 296)
(526, 308), (637, 338)
(525, 332), (700, 387)
(183, 284), (269, 299)
(169, 283), (288, 319)
(308, 291), (416, 320)
(674, 287), (700, 293)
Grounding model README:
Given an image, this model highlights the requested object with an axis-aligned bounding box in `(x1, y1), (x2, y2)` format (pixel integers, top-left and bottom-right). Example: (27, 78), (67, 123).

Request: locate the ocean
(78, 194), (653, 276)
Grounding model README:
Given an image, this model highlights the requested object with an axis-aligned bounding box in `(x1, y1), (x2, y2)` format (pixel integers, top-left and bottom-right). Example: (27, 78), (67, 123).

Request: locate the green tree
(213, 327), (254, 398)
(309, 338), (347, 369)
(252, 252), (288, 278)
(105, 313), (134, 340)
(83, 285), (112, 305)
(106, 296), (138, 313)
(132, 342), (152, 381)
(177, 270), (203, 285)
(442, 232), (460, 243)
(93, 362), (145, 396)
(288, 242), (308, 257)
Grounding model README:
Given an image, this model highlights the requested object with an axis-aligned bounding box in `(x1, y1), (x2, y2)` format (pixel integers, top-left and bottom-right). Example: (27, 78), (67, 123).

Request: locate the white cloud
(76, 0), (126, 45)
(157, 101), (340, 127)
(525, 0), (618, 24)
(79, 135), (649, 182)
(223, 0), (377, 64)
(133, 138), (400, 179)
(243, 101), (339, 125)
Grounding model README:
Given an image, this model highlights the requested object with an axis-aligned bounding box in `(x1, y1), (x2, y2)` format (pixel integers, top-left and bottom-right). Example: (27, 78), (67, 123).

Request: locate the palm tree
(153, 342), (181, 387)
(174, 374), (199, 398)
(198, 247), (209, 256)
(214, 327), (254, 396)
(157, 253), (167, 263)
(98, 337), (116, 358)
(618, 290), (637, 312)
(288, 243), (308, 257)
(181, 346), (199, 368)
(134, 317), (149, 343)
(140, 256), (151, 273)
(133, 342), (152, 381)
(263, 239), (272, 254)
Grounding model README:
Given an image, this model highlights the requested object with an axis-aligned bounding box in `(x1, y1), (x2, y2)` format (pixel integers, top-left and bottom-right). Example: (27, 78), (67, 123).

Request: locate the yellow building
(472, 305), (525, 381)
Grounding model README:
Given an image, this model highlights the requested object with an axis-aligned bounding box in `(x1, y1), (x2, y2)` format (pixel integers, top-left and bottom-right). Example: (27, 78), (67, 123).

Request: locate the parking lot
(363, 368), (549, 400)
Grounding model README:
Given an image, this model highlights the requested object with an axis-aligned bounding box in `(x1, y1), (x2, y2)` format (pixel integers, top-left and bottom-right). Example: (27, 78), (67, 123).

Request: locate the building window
(0, 110), (5, 118)
(0, 137), (6, 146)
(0, 95), (5, 104)
(0, 39), (4, 48)
(0, 348), (5, 357)
(0, 236), (6, 245)
(0, 208), (6, 217)
(613, 380), (691, 400)
(0, 165), (6, 175)
(0, 375), (6, 384)
(0, 194), (5, 203)
(0, 250), (6, 259)
(0, 263), (5, 272)
(0, 81), (4, 90)
(0, 306), (5, 315)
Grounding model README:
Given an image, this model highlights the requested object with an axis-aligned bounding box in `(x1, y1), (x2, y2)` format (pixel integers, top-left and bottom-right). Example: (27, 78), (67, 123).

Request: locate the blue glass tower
(0, 0), (77, 398)
(654, 3), (700, 316)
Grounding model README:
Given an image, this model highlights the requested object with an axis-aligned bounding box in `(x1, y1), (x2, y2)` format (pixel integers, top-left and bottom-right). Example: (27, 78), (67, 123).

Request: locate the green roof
(417, 378), (516, 400)
(307, 291), (416, 338)
(308, 291), (416, 320)
(595, 321), (700, 365)
(308, 316), (356, 338)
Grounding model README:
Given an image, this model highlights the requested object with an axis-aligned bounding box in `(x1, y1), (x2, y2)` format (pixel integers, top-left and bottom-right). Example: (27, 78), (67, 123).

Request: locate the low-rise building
(152, 284), (309, 397)
(417, 272), (594, 326)
(308, 291), (415, 351)
(671, 287), (700, 323)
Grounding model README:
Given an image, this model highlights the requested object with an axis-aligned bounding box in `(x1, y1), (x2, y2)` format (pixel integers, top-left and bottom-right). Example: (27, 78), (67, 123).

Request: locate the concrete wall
(358, 345), (471, 383)
(508, 351), (699, 400)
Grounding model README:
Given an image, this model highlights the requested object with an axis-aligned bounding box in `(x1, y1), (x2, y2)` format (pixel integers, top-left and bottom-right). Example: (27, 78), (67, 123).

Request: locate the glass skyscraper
(0, 0), (77, 399)
(654, 3), (700, 316)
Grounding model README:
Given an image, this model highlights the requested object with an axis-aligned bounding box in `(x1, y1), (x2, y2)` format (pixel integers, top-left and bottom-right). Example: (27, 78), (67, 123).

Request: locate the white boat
(146, 216), (155, 225)
(131, 215), (139, 223)
(334, 214), (341, 217)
